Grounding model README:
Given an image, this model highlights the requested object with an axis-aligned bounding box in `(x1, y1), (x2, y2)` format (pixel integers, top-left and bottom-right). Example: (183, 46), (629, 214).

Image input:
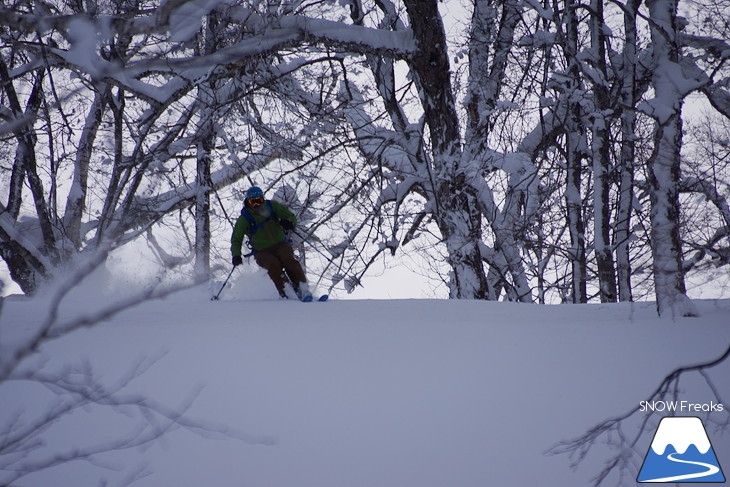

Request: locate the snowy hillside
(1, 279), (730, 487)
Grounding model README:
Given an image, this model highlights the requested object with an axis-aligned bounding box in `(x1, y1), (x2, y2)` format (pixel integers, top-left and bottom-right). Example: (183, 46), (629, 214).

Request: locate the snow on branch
(0, 207), (55, 273)
(1, 0), (415, 112)
(681, 176), (730, 229)
(225, 7), (416, 58)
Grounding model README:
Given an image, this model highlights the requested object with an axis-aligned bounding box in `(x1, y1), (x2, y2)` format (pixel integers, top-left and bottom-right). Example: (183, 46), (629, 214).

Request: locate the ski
(298, 294), (328, 302)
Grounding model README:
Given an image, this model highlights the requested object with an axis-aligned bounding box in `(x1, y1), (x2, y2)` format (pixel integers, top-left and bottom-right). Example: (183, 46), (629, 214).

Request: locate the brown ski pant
(254, 241), (307, 297)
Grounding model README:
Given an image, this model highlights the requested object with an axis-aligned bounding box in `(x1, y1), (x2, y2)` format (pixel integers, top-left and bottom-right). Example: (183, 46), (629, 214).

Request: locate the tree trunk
(615, 0), (641, 302)
(403, 0), (490, 299)
(646, 0), (697, 317)
(0, 62), (58, 292)
(463, 0), (531, 302)
(590, 0), (617, 302)
(193, 12), (219, 279)
(64, 91), (107, 248)
(0, 214), (50, 295)
(563, 2), (587, 303)
(194, 129), (214, 279)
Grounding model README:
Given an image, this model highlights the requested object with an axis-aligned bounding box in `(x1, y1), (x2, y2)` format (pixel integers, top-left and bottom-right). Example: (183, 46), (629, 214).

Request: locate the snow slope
(1, 275), (729, 487)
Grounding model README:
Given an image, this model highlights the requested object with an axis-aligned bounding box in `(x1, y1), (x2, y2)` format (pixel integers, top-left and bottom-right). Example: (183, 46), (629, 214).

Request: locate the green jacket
(231, 200), (297, 256)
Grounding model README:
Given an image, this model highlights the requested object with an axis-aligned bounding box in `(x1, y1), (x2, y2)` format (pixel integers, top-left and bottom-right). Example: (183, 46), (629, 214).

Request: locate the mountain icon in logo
(637, 416), (725, 483)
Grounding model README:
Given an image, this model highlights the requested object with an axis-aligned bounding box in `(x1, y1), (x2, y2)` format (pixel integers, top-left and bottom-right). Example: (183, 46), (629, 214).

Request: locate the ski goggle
(248, 196), (265, 207)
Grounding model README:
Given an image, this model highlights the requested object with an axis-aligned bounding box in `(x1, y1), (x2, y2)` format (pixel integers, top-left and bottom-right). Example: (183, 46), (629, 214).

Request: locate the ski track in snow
(641, 453), (720, 483)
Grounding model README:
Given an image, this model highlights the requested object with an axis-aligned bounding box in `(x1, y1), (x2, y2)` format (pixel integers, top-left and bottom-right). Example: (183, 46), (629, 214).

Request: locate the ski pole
(211, 266), (236, 301)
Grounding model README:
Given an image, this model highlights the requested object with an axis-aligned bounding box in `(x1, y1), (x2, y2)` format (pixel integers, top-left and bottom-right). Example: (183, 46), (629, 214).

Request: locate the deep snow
(1, 270), (729, 487)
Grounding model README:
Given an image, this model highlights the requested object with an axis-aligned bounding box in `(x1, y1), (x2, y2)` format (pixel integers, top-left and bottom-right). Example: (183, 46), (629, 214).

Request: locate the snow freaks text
(640, 401), (725, 413)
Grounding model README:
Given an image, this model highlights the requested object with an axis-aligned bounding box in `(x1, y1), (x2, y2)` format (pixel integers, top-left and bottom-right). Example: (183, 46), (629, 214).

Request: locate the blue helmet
(246, 186), (264, 199)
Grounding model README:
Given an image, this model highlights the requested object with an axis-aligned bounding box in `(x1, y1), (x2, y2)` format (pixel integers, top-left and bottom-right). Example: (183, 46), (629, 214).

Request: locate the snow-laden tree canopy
(1, 0), (729, 314)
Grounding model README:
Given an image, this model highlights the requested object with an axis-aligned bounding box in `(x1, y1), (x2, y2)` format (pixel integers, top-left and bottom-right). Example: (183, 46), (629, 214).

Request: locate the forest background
(1, 0), (729, 310)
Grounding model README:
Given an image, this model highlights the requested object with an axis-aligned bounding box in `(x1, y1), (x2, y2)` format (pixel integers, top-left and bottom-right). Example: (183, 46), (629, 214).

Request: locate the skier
(231, 186), (310, 300)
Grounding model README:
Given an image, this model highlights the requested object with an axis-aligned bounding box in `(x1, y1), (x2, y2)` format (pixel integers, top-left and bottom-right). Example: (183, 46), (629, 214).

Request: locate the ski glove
(232, 255), (243, 267)
(279, 219), (294, 231)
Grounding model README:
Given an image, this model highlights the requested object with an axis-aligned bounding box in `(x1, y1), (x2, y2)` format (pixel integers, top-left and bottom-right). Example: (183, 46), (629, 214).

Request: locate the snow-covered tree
(643, 0), (697, 316)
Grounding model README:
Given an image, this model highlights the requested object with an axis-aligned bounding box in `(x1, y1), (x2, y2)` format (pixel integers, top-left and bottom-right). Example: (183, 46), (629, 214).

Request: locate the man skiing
(231, 186), (310, 300)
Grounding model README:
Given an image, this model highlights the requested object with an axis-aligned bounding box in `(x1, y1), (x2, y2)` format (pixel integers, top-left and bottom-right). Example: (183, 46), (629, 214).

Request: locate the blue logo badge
(637, 416), (725, 483)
